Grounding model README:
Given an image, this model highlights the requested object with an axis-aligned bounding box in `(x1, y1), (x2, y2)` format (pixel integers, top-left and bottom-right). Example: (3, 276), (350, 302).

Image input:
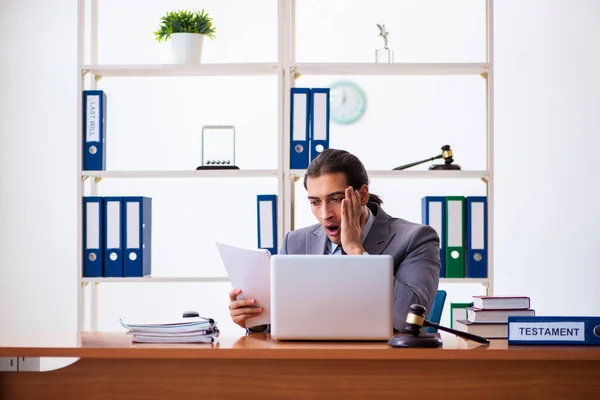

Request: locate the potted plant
(154, 9), (216, 64)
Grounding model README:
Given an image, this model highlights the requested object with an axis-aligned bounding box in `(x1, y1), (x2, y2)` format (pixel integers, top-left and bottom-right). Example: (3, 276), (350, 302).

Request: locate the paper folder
(83, 90), (107, 171)
(445, 196), (465, 278)
(466, 196), (487, 278)
(421, 196), (446, 278)
(310, 88), (330, 161)
(103, 196), (123, 277)
(290, 88), (310, 169)
(257, 194), (277, 255)
(83, 196), (104, 277)
(123, 196), (152, 277)
(508, 316), (600, 345)
(450, 302), (472, 329)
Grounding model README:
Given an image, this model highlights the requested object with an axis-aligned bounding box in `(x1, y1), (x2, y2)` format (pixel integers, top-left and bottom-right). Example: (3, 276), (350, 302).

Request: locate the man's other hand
(228, 288), (263, 329)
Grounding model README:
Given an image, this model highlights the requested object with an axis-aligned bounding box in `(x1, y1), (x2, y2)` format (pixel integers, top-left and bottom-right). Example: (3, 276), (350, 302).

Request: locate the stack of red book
(455, 296), (535, 339)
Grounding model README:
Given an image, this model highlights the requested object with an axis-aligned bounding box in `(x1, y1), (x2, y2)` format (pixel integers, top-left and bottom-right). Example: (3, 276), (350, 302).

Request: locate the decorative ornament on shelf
(393, 145), (462, 171)
(154, 9), (216, 64)
(329, 81), (367, 125)
(375, 23), (394, 63)
(197, 125), (239, 170)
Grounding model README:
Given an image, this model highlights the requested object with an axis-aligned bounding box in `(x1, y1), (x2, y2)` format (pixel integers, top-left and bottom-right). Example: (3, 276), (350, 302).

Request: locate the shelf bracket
(482, 281), (490, 296)
(290, 67), (300, 80)
(82, 175), (102, 183)
(81, 69), (89, 76)
(480, 176), (489, 184)
(480, 72), (488, 80)
(91, 282), (99, 331)
(95, 75), (103, 83)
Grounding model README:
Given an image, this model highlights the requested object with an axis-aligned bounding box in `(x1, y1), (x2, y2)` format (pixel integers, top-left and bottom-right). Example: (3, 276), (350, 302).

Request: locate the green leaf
(154, 9), (216, 42)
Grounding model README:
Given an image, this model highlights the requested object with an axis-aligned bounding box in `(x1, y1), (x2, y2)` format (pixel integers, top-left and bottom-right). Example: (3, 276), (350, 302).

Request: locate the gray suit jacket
(280, 202), (441, 330)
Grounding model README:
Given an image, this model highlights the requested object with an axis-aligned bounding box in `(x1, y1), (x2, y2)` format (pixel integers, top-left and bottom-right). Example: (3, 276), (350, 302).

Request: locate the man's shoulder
(390, 216), (431, 232)
(380, 209), (437, 239)
(285, 223), (320, 241)
(375, 210), (439, 255)
(282, 223), (321, 254)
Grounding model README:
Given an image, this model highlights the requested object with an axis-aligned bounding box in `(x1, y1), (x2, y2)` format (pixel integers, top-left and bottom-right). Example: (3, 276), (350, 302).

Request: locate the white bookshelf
(81, 277), (488, 285)
(291, 62), (489, 76)
(83, 63), (279, 78)
(82, 169), (488, 181)
(82, 169), (280, 179)
(76, 0), (495, 331)
(82, 277), (230, 283)
(82, 63), (488, 78)
(291, 170), (490, 181)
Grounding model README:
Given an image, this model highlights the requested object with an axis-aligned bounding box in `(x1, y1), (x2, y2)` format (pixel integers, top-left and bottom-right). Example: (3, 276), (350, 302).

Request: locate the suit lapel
(363, 204), (396, 255)
(307, 226), (328, 254)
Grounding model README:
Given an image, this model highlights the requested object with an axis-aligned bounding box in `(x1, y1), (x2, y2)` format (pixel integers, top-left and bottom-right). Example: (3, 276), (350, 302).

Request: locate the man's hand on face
(340, 186), (369, 255)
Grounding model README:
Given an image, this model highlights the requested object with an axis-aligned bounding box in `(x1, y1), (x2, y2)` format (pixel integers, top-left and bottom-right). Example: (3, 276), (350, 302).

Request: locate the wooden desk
(1, 331), (599, 399)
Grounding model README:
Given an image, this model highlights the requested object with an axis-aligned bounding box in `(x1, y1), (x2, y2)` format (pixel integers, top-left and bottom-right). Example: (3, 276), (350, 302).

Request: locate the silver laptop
(270, 254), (394, 341)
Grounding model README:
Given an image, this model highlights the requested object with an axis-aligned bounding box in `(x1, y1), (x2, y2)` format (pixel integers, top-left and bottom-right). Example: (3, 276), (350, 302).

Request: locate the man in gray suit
(229, 149), (441, 332)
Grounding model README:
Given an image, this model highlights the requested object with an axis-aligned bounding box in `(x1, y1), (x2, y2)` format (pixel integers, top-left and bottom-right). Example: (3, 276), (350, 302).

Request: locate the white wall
(493, 0), (600, 314)
(0, 0), (79, 333)
(1, 0), (599, 347)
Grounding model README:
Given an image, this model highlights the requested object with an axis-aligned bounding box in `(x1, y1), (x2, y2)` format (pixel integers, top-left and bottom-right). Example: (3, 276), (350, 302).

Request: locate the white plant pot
(170, 33), (204, 64)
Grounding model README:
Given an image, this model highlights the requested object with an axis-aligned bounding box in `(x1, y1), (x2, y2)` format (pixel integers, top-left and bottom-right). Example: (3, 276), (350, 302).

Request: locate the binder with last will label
(83, 90), (107, 171)
(123, 197), (152, 277)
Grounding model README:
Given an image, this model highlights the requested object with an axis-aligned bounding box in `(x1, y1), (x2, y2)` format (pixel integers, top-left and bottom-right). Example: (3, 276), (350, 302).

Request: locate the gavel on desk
(388, 304), (490, 348)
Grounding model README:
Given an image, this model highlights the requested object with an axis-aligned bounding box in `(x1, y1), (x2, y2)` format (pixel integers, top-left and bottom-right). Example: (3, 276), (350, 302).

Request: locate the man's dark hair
(303, 149), (383, 205)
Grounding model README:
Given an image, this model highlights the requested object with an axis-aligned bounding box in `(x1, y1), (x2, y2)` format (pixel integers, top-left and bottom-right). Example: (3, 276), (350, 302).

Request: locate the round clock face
(330, 81), (366, 125)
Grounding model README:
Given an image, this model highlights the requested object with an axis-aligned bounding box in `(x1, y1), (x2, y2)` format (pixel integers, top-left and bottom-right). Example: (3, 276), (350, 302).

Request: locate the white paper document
(216, 242), (271, 328)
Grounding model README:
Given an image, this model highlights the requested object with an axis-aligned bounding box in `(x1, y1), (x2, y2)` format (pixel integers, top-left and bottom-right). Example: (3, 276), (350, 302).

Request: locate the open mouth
(325, 225), (340, 236)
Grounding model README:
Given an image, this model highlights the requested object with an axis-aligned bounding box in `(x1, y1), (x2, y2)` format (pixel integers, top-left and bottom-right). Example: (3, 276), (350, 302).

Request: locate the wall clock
(329, 81), (367, 125)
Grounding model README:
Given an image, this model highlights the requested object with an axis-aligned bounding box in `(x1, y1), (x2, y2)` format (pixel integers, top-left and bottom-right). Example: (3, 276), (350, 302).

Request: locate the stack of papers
(119, 316), (219, 343)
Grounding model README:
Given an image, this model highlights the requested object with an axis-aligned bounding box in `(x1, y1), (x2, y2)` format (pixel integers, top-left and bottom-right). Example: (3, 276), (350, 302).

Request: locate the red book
(472, 296), (531, 310)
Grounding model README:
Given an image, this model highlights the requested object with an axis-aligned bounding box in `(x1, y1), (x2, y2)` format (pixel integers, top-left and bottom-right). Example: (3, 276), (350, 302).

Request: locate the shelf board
(82, 63), (279, 77)
(81, 277), (487, 284)
(440, 278), (489, 285)
(292, 63), (489, 76)
(290, 170), (489, 181)
(85, 170), (487, 180)
(82, 169), (279, 179)
(81, 277), (230, 283)
(81, 63), (488, 78)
